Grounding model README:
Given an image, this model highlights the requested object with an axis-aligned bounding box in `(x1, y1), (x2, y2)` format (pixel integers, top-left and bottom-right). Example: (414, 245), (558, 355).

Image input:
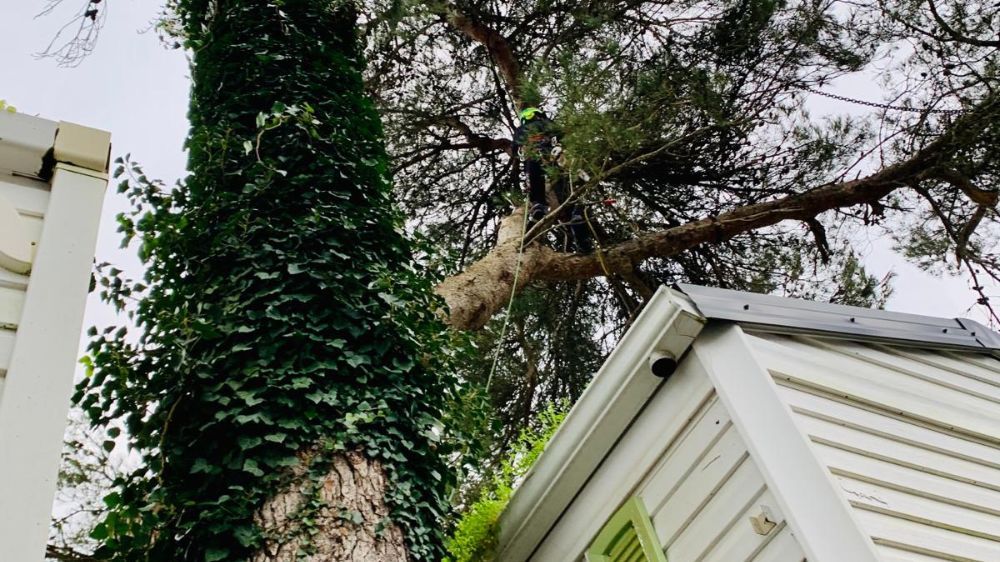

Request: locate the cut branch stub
(436, 212), (552, 330)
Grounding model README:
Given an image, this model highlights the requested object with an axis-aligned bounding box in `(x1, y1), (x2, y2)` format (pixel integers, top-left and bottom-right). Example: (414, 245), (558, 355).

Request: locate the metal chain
(805, 87), (967, 115)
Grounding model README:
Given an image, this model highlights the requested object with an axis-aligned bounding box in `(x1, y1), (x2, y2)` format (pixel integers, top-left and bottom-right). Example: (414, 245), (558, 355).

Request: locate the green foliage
(897, 224), (962, 274)
(747, 240), (893, 308)
(75, 1), (469, 560)
(443, 403), (567, 562)
(458, 283), (606, 454)
(0, 99), (16, 113)
(831, 252), (894, 308)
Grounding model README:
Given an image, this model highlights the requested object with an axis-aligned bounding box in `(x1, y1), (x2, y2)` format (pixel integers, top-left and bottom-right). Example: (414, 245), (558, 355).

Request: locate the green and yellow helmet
(519, 107), (541, 121)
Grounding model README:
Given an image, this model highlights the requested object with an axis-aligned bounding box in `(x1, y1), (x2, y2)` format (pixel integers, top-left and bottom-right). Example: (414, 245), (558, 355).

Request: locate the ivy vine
(75, 1), (470, 560)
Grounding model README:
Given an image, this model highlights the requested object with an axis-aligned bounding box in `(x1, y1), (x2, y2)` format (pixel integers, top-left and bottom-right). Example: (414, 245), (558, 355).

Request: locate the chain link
(805, 87), (967, 115)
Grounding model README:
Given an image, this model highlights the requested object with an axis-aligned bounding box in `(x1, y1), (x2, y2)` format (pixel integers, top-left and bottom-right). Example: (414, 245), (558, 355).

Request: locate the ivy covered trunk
(77, 1), (459, 560)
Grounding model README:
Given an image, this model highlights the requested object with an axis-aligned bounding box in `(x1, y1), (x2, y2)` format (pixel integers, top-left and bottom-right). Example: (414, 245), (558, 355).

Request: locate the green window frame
(586, 496), (668, 562)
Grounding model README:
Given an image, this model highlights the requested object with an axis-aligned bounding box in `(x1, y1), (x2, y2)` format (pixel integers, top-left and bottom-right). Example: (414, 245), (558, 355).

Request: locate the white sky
(0, 0), (991, 349)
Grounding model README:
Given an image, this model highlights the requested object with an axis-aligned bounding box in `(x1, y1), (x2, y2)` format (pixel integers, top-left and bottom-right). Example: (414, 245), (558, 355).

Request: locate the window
(586, 496), (667, 562)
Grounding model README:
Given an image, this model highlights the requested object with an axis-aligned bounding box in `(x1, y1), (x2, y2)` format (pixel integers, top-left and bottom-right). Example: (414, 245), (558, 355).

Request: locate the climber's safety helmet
(519, 107), (541, 121)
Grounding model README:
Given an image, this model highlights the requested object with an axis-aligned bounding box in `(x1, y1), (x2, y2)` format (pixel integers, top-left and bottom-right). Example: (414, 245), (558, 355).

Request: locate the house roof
(676, 283), (1000, 354)
(497, 284), (1000, 562)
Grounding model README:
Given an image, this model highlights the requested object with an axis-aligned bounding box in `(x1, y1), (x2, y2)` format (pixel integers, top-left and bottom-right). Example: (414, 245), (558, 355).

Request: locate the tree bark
(436, 3), (523, 106)
(435, 211), (554, 330)
(252, 451), (408, 562)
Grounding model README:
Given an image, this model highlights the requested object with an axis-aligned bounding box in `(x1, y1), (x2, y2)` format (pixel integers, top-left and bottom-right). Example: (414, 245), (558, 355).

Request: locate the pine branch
(437, 94), (1000, 329)
(45, 544), (101, 562)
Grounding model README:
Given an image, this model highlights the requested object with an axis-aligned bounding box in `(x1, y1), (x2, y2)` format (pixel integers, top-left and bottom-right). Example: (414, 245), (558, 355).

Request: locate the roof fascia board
(498, 286), (705, 561)
(692, 323), (881, 562)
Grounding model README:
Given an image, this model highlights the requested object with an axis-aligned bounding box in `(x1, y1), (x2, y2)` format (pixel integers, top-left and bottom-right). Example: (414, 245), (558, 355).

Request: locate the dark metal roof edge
(675, 283), (1000, 354)
(955, 318), (1000, 350)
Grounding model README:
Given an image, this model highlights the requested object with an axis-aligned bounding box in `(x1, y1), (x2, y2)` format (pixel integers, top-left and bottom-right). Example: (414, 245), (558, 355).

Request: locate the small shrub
(443, 403), (567, 562)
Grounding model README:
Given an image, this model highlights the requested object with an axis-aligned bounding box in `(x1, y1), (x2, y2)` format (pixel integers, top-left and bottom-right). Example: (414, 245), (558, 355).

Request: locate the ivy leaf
(234, 525), (256, 547)
(205, 548), (229, 562)
(344, 352), (368, 368)
(243, 459), (264, 477)
(90, 522), (108, 541)
(290, 377), (312, 389)
(103, 491), (122, 508)
(238, 435), (262, 449)
(237, 390), (265, 407)
(191, 458), (215, 474)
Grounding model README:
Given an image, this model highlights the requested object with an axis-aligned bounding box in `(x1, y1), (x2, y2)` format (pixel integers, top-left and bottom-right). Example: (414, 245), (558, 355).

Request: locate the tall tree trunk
(252, 451), (408, 562)
(78, 1), (458, 561)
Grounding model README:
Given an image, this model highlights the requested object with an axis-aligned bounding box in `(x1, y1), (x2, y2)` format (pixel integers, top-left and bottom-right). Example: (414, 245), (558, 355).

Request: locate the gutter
(496, 286), (705, 562)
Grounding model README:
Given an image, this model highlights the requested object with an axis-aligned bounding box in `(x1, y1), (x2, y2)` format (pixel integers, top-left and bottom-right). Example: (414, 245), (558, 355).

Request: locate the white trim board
(0, 117), (109, 562)
(692, 323), (881, 562)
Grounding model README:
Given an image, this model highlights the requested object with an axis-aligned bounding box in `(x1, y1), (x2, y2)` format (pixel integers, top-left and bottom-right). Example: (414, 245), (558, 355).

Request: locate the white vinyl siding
(644, 404), (782, 562)
(752, 525), (806, 562)
(746, 332), (1000, 562)
(526, 351), (717, 562)
(529, 372), (805, 562)
(642, 388), (798, 562)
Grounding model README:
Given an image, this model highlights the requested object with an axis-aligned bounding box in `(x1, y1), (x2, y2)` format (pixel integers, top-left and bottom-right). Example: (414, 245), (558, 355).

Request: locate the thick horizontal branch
(435, 95), (1000, 329)
(435, 169), (910, 328)
(536, 175), (913, 283)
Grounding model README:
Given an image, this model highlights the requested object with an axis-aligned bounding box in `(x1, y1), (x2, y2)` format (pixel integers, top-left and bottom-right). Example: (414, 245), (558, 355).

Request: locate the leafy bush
(444, 403), (567, 562)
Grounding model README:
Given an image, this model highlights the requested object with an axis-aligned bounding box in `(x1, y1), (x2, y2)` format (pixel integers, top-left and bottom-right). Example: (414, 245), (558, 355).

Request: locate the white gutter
(497, 287), (705, 562)
(0, 112), (58, 179)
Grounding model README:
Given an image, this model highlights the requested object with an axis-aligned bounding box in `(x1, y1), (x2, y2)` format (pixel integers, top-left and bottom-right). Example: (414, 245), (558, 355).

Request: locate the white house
(498, 285), (1000, 562)
(0, 111), (110, 561)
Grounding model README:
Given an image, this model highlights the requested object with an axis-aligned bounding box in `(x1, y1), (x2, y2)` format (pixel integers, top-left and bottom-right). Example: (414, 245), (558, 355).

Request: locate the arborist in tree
(512, 106), (593, 253)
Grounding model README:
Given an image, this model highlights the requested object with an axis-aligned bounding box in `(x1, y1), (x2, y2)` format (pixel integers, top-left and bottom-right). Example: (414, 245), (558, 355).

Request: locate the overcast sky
(1, 0), (991, 337)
